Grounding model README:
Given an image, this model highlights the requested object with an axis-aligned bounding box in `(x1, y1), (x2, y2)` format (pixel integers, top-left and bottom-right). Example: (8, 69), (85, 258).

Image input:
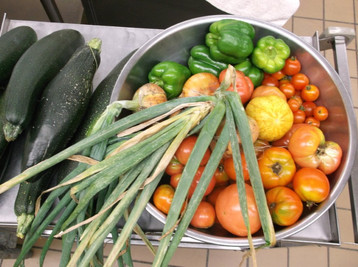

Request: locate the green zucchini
(0, 26), (37, 86)
(0, 91), (8, 158)
(14, 38), (102, 238)
(3, 29), (85, 142)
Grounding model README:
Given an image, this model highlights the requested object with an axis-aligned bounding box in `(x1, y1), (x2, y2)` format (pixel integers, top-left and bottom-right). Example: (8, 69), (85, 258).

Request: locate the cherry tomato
(279, 76), (291, 86)
(279, 82), (296, 99)
(291, 73), (309, 90)
(175, 135), (211, 166)
(282, 56), (301, 76)
(188, 166), (216, 198)
(165, 157), (184, 176)
(170, 173), (181, 189)
(288, 98), (301, 112)
(305, 116), (320, 127)
(223, 154), (249, 182)
(190, 201), (216, 229)
(288, 125), (342, 174)
(266, 186), (303, 226)
(258, 147), (296, 189)
(301, 84), (320, 102)
(213, 165), (229, 186)
(215, 183), (261, 236)
(261, 75), (279, 87)
(313, 106), (329, 121)
(293, 109), (306, 124)
(293, 167), (330, 207)
(153, 184), (175, 214)
(219, 69), (254, 104)
(302, 101), (317, 117)
(271, 70), (286, 81)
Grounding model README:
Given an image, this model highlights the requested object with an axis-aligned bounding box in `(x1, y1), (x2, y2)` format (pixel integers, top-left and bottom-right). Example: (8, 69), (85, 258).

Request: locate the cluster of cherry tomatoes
(153, 56), (344, 237)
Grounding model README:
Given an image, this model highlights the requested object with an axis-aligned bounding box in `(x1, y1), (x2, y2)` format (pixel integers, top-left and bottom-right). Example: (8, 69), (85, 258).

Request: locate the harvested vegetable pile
(0, 18), (344, 267)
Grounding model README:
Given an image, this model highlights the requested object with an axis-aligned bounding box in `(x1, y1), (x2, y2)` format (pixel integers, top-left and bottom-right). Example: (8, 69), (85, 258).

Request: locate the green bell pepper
(205, 19), (255, 64)
(251, 35), (290, 74)
(148, 61), (191, 99)
(234, 58), (264, 87)
(187, 45), (228, 77)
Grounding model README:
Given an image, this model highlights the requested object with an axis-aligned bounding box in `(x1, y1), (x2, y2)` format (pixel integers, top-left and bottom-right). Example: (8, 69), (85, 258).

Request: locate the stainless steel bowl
(111, 15), (357, 247)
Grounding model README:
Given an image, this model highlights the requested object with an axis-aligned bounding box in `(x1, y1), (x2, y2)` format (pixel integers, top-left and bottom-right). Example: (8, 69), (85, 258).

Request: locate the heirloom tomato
(258, 147), (296, 189)
(153, 184), (175, 214)
(175, 135), (211, 166)
(223, 154), (249, 182)
(215, 183), (261, 236)
(219, 69), (254, 104)
(190, 201), (216, 229)
(271, 123), (306, 147)
(266, 186), (303, 226)
(288, 125), (342, 174)
(293, 167), (330, 207)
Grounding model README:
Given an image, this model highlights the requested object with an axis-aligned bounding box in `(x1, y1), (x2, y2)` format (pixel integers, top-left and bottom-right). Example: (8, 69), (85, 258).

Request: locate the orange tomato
(266, 186), (303, 226)
(188, 166), (216, 198)
(282, 56), (301, 76)
(258, 147), (296, 189)
(215, 183), (261, 236)
(291, 73), (309, 90)
(165, 157), (184, 176)
(213, 166), (229, 186)
(175, 135), (211, 166)
(250, 85), (286, 101)
(293, 167), (330, 207)
(207, 186), (226, 206)
(279, 82), (296, 99)
(302, 101), (317, 117)
(313, 106), (329, 121)
(190, 201), (216, 229)
(223, 154), (249, 182)
(271, 123), (307, 147)
(293, 109), (306, 124)
(153, 184), (175, 214)
(305, 116), (320, 127)
(301, 84), (320, 102)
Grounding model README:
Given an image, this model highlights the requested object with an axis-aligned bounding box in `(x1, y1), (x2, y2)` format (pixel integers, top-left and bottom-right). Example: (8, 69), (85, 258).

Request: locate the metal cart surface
(0, 14), (357, 255)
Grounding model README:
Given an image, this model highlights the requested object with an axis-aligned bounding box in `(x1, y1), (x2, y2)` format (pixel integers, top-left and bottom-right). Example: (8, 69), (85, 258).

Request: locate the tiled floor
(1, 0), (358, 266)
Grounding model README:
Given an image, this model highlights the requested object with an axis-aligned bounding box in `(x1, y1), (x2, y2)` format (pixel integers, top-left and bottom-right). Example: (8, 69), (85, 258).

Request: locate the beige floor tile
(325, 0), (355, 23)
(337, 208), (355, 244)
(293, 17), (324, 37)
(248, 247), (288, 267)
(1, 248), (62, 267)
(283, 17), (293, 32)
(336, 183), (352, 210)
(295, 0), (324, 19)
(329, 247), (358, 266)
(207, 249), (249, 267)
(288, 245), (328, 267)
(347, 50), (358, 78)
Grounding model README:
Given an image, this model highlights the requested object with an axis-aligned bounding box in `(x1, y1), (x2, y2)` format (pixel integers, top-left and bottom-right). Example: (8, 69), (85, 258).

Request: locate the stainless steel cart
(0, 14), (356, 256)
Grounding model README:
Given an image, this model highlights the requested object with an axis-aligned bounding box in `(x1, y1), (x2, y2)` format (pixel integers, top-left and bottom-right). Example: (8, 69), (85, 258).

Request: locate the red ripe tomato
(207, 186), (226, 206)
(282, 56), (301, 76)
(266, 186), (303, 226)
(293, 167), (330, 207)
(213, 165), (229, 187)
(293, 109), (306, 124)
(302, 101), (317, 117)
(219, 69), (254, 104)
(291, 73), (309, 90)
(305, 116), (320, 127)
(165, 157), (184, 176)
(301, 84), (320, 102)
(271, 70), (286, 81)
(287, 95), (303, 112)
(153, 184), (175, 214)
(279, 82), (296, 99)
(215, 183), (261, 236)
(188, 166), (216, 198)
(261, 75), (279, 87)
(223, 154), (249, 182)
(175, 135), (211, 166)
(272, 123), (306, 147)
(170, 173), (181, 189)
(190, 201), (216, 229)
(258, 147), (296, 189)
(313, 106), (329, 121)
(288, 125), (342, 174)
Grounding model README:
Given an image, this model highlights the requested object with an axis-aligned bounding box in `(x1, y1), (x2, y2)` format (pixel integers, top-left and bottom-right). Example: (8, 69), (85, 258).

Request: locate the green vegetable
(148, 61), (191, 99)
(234, 58), (264, 87)
(14, 38), (101, 238)
(251, 35), (290, 74)
(0, 91), (8, 158)
(3, 29), (85, 142)
(0, 26), (37, 85)
(187, 45), (228, 77)
(205, 19), (255, 64)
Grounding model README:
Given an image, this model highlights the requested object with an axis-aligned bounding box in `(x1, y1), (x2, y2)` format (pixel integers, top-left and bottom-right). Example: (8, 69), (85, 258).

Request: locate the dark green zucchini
(0, 91), (8, 158)
(0, 26), (37, 86)
(3, 29), (85, 142)
(14, 38), (102, 238)
(53, 50), (136, 183)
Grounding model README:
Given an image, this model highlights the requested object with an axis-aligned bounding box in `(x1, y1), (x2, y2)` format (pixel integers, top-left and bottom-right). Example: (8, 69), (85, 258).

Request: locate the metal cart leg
(40, 0), (63, 22)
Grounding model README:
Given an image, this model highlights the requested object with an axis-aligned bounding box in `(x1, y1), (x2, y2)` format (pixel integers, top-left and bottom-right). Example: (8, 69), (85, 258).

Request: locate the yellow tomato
(245, 95), (293, 142)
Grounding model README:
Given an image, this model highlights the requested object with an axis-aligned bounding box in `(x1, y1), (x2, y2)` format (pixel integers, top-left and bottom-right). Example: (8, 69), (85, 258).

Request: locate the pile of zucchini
(0, 26), (275, 267)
